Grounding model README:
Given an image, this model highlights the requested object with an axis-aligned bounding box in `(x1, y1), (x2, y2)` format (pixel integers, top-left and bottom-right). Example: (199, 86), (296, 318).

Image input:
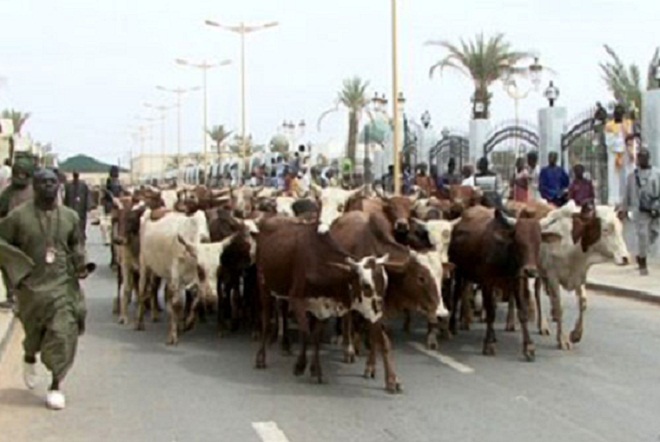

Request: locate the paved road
(1, 231), (660, 442)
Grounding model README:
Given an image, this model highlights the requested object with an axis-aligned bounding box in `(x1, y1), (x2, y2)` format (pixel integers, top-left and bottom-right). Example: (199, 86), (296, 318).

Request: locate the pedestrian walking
(511, 157), (530, 202)
(568, 164), (595, 206)
(0, 168), (95, 410)
(526, 151), (541, 201)
(102, 166), (123, 269)
(619, 148), (660, 275)
(539, 152), (569, 206)
(64, 171), (92, 247)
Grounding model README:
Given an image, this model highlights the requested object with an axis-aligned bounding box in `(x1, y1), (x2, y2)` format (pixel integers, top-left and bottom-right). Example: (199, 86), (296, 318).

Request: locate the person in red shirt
(568, 164), (595, 206)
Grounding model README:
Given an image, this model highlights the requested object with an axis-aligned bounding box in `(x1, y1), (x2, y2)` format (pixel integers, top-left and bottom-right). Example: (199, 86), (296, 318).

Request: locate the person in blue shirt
(539, 152), (570, 206)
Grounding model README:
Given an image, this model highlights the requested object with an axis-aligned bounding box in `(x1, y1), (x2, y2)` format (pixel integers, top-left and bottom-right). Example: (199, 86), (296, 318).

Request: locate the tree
(318, 77), (370, 165)
(426, 33), (531, 119)
(206, 125), (233, 157)
(600, 45), (660, 114)
(1, 109), (31, 134)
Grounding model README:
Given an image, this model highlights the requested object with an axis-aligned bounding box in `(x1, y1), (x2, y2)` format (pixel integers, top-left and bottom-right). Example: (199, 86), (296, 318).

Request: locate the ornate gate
(482, 120), (540, 180)
(428, 129), (469, 175)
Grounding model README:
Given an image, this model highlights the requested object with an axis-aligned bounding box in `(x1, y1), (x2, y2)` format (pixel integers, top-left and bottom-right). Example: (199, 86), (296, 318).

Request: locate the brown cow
(255, 217), (398, 391)
(448, 206), (543, 361)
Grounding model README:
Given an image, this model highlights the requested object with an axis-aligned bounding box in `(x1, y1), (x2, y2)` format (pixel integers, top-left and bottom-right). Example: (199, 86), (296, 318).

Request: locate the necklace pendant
(45, 247), (56, 264)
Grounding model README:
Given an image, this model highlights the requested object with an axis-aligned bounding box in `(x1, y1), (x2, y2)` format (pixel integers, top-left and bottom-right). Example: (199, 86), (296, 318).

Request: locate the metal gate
(482, 120), (540, 180)
(428, 129), (469, 175)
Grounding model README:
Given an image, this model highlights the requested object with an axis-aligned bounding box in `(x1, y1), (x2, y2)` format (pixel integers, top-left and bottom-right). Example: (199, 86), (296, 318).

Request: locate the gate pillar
(643, 90), (660, 169)
(538, 106), (567, 168)
(469, 119), (490, 164)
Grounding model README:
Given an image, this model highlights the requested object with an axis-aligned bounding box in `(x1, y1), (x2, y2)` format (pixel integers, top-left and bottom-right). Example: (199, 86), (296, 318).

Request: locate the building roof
(58, 154), (128, 173)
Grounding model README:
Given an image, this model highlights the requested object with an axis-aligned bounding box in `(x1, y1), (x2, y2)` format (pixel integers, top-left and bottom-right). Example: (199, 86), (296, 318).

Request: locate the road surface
(1, 231), (659, 442)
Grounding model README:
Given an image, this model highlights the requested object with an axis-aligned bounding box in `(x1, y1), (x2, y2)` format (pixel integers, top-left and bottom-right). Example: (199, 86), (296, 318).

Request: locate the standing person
(102, 166), (123, 268)
(539, 152), (570, 206)
(568, 164), (595, 206)
(414, 163), (436, 196)
(526, 151), (541, 201)
(0, 168), (94, 410)
(511, 157), (530, 202)
(64, 171), (92, 247)
(474, 157), (502, 208)
(461, 164), (475, 187)
(620, 148), (660, 275)
(0, 158), (12, 191)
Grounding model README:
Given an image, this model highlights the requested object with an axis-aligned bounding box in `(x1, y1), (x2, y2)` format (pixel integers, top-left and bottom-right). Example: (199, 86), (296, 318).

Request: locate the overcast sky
(1, 0), (659, 165)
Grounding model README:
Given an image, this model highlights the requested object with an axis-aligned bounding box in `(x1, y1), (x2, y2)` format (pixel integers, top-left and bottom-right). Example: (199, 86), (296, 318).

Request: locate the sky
(1, 0), (659, 166)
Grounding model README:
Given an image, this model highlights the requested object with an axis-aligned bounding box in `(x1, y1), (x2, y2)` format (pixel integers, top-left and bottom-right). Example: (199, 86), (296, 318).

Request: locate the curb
(0, 313), (16, 364)
(586, 282), (660, 306)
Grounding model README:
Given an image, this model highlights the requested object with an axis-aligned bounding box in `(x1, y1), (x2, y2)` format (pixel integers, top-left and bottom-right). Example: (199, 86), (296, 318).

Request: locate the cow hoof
(166, 337), (178, 346)
(426, 336), (439, 350)
(294, 359), (307, 376)
(504, 323), (516, 332)
(386, 379), (403, 394)
(135, 323), (145, 331)
(343, 352), (356, 364)
(183, 321), (195, 332)
(569, 330), (583, 344)
(482, 343), (496, 356)
(523, 346), (536, 362)
(539, 327), (550, 336)
(364, 365), (376, 379)
(255, 352), (267, 369)
(558, 339), (573, 351)
(118, 316), (127, 325)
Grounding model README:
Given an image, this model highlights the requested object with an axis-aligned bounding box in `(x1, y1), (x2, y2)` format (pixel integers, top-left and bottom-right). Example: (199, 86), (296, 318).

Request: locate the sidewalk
(587, 262), (660, 305)
(0, 309), (16, 364)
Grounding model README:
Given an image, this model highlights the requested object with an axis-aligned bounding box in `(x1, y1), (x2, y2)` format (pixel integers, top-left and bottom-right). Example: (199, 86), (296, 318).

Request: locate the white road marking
(252, 421), (290, 442)
(408, 342), (475, 374)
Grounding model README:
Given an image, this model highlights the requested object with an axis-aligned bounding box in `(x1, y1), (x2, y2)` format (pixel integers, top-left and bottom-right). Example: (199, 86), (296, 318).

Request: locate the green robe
(0, 201), (86, 382)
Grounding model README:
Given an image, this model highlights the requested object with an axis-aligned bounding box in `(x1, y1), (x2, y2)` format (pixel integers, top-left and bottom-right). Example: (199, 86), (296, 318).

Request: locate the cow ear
(571, 215), (585, 246)
(541, 232), (562, 244)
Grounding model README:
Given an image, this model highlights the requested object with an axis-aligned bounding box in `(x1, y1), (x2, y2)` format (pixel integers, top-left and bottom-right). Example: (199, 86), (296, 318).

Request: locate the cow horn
(177, 234), (197, 259)
(495, 209), (517, 227)
(112, 197), (123, 209)
(375, 254), (390, 265)
(449, 218), (461, 228)
(349, 185), (366, 198)
(411, 217), (428, 228)
(346, 257), (359, 268)
(329, 262), (352, 272)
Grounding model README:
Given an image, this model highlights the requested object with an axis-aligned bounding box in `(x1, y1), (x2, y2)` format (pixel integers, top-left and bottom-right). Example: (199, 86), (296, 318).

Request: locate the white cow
(538, 202), (629, 349)
(275, 196), (296, 217)
(136, 209), (212, 345)
(310, 183), (364, 234)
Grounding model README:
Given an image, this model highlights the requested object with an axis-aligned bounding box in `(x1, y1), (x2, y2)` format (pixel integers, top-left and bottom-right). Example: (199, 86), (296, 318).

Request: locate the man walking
(526, 151), (541, 201)
(568, 164), (595, 206)
(620, 148), (660, 275)
(0, 168), (94, 409)
(64, 171), (92, 247)
(539, 152), (569, 206)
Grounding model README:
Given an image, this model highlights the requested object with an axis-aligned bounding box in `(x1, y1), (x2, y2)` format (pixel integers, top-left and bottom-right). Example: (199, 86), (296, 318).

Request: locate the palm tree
(1, 109), (31, 134)
(426, 33), (531, 119)
(207, 125), (233, 158)
(318, 77), (370, 165)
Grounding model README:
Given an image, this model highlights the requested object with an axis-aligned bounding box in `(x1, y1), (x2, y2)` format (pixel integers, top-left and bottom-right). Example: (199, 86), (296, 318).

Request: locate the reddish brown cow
(255, 217), (397, 392)
(448, 206), (543, 361)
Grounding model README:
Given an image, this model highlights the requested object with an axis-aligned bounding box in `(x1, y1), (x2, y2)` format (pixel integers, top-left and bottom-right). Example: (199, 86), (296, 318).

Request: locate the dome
(269, 134), (290, 153)
(359, 118), (391, 145)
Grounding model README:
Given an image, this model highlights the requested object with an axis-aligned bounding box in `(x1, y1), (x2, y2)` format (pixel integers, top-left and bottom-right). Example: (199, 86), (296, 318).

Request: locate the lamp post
(175, 58), (231, 171)
(143, 102), (175, 182)
(391, 0), (402, 196)
(205, 19), (279, 172)
(157, 85), (201, 180)
(544, 81), (560, 108)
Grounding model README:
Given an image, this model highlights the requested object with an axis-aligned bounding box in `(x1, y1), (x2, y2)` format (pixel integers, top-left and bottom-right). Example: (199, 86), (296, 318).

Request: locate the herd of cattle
(96, 183), (629, 393)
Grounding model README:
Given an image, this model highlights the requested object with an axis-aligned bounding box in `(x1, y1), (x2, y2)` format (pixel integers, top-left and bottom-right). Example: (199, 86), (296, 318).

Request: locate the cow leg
(515, 279), (535, 362)
(459, 284), (473, 331)
(569, 285), (587, 344)
(183, 288), (200, 332)
(536, 278), (550, 335)
(372, 322), (401, 394)
(255, 271), (271, 369)
(482, 287), (497, 356)
(294, 314), (310, 377)
(402, 309), (412, 333)
(166, 286), (184, 346)
(309, 318), (325, 384)
(341, 314), (354, 363)
(426, 315), (439, 350)
(135, 268), (148, 331)
(114, 261), (122, 315)
(505, 293), (516, 332)
(546, 278), (571, 350)
(448, 274), (463, 336)
(526, 280), (537, 325)
(280, 300), (292, 355)
(118, 261), (132, 325)
(230, 282), (241, 332)
(150, 278), (161, 323)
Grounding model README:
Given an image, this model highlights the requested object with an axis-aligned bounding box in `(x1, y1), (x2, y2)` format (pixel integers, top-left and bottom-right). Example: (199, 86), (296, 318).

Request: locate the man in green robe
(0, 157), (35, 309)
(0, 168), (94, 410)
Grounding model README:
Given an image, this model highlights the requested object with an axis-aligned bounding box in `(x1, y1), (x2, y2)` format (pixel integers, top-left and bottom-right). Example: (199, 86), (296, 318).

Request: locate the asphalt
(1, 229), (660, 441)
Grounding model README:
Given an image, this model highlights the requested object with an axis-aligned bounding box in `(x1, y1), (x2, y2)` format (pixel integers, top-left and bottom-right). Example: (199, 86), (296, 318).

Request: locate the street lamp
(421, 111), (431, 129)
(544, 81), (560, 107)
(205, 19), (279, 175)
(391, 0), (402, 195)
(157, 85), (201, 180)
(175, 58), (232, 171)
(143, 102), (175, 181)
